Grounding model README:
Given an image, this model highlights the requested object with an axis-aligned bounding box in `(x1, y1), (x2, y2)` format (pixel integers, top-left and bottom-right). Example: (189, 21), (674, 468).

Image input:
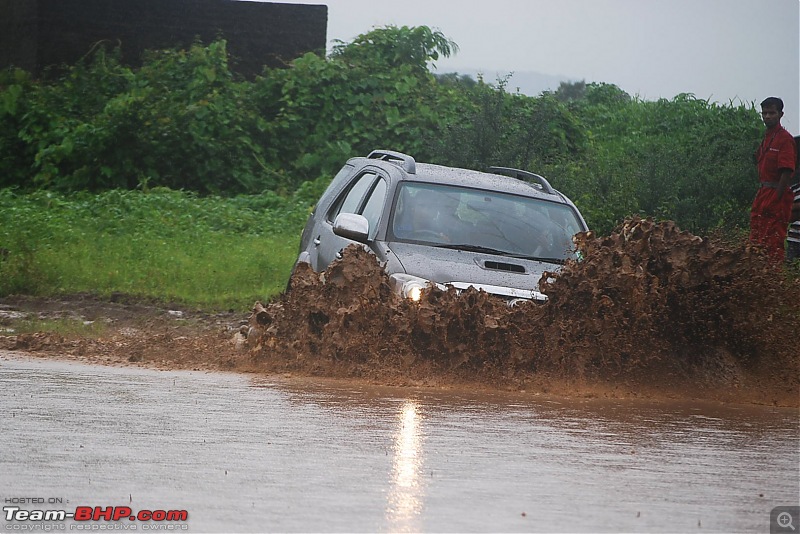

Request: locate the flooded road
(1, 353), (798, 533)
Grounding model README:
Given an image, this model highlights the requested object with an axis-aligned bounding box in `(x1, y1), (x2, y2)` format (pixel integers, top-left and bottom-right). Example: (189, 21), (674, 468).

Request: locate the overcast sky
(265, 0), (800, 131)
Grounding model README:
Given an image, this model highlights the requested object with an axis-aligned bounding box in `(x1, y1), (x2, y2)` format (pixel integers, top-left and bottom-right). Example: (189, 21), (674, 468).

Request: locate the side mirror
(333, 213), (370, 242)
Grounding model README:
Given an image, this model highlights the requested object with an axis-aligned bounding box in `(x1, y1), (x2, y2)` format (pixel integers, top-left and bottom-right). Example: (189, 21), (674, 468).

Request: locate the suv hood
(386, 242), (557, 300)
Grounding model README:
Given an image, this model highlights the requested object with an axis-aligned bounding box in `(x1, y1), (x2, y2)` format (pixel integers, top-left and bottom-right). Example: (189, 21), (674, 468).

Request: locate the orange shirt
(756, 125), (796, 183)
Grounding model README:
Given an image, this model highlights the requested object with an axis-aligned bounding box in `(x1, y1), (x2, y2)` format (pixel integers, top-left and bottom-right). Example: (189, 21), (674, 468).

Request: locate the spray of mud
(248, 217), (800, 404)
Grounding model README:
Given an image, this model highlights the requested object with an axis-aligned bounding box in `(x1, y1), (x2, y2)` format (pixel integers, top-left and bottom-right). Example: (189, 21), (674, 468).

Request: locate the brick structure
(0, 0), (328, 78)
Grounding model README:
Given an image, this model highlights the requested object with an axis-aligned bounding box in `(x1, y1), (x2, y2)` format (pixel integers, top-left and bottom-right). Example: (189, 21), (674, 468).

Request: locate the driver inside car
(394, 190), (464, 243)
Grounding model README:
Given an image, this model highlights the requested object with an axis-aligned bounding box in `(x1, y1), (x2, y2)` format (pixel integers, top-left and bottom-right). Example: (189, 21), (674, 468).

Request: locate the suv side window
(313, 163), (355, 216)
(328, 172), (377, 222)
(361, 178), (387, 240)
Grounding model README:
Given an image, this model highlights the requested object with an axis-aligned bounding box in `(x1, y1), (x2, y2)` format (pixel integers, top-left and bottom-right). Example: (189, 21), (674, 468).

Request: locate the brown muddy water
(250, 218), (800, 406)
(1, 354), (798, 533)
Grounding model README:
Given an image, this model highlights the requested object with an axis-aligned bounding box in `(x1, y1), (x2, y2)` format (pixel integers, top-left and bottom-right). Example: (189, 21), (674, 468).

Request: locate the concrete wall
(0, 0), (328, 78)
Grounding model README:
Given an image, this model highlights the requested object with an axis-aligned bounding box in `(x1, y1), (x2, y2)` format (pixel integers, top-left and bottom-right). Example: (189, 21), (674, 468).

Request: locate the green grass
(0, 188), (309, 311)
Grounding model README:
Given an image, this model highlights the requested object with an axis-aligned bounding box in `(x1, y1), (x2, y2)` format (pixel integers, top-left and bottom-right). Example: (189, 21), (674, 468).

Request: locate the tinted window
(329, 172), (377, 222)
(361, 179), (387, 239)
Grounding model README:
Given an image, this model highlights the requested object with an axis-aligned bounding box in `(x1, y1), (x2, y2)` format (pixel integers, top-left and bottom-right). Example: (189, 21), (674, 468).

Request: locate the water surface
(1, 353), (797, 532)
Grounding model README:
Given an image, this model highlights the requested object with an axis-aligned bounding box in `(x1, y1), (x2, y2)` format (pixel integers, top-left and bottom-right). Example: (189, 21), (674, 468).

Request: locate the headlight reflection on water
(386, 401), (425, 531)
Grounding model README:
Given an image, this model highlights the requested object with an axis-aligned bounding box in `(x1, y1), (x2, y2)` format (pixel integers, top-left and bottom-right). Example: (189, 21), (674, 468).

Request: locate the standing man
(750, 97), (796, 262)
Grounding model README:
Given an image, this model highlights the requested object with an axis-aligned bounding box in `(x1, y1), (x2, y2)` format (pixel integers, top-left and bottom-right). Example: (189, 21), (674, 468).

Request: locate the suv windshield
(390, 182), (583, 260)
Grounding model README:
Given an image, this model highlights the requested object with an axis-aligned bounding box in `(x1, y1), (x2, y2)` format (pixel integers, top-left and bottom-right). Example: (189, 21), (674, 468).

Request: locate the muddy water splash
(249, 217), (800, 405)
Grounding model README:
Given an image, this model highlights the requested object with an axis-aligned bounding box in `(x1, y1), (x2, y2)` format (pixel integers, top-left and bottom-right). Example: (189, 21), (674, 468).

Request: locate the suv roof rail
(367, 150), (416, 174)
(488, 166), (556, 195)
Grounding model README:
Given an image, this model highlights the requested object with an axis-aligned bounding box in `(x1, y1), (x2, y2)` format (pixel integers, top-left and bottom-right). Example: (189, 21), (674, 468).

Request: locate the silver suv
(294, 150), (588, 304)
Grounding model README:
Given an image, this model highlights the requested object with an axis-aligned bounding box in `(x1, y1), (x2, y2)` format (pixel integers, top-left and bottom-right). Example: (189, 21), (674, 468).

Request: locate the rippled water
(1, 353), (798, 533)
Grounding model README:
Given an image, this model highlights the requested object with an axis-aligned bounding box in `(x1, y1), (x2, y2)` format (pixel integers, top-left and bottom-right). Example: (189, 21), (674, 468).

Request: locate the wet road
(1, 353), (798, 533)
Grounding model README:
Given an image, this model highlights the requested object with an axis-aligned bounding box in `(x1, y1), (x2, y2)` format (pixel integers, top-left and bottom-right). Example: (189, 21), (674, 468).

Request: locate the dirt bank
(1, 217), (798, 407)
(0, 293), (250, 371)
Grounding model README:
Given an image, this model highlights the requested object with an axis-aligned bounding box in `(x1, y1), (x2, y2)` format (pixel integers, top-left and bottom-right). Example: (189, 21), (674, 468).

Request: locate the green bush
(2, 42), (274, 194)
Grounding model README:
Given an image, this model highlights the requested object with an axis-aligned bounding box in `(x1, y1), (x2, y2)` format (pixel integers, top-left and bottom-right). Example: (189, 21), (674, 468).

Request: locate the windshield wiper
(524, 256), (567, 265)
(487, 251), (568, 264)
(434, 243), (511, 255)
(435, 243), (568, 264)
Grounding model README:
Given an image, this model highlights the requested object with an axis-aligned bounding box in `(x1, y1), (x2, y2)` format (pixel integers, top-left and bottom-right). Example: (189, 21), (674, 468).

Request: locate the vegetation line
(0, 25), (769, 307)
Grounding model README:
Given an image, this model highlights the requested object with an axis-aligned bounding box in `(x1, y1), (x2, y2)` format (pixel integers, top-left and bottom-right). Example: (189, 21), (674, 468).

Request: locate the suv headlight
(389, 274), (433, 302)
(405, 282), (425, 302)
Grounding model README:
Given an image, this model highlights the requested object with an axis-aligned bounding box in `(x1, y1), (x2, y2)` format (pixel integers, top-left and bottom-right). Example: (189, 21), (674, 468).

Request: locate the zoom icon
(772, 506), (800, 534)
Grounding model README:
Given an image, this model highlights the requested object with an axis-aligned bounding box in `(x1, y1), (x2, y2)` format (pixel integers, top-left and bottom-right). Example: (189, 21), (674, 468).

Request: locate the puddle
(1, 354), (797, 532)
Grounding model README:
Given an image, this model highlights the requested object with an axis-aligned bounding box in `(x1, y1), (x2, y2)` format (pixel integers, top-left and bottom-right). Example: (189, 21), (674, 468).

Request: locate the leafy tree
(553, 79), (587, 102)
(3, 41), (273, 193)
(330, 25), (458, 72)
(250, 25), (463, 183)
(433, 72), (477, 89)
(0, 68), (37, 187)
(430, 75), (587, 172)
